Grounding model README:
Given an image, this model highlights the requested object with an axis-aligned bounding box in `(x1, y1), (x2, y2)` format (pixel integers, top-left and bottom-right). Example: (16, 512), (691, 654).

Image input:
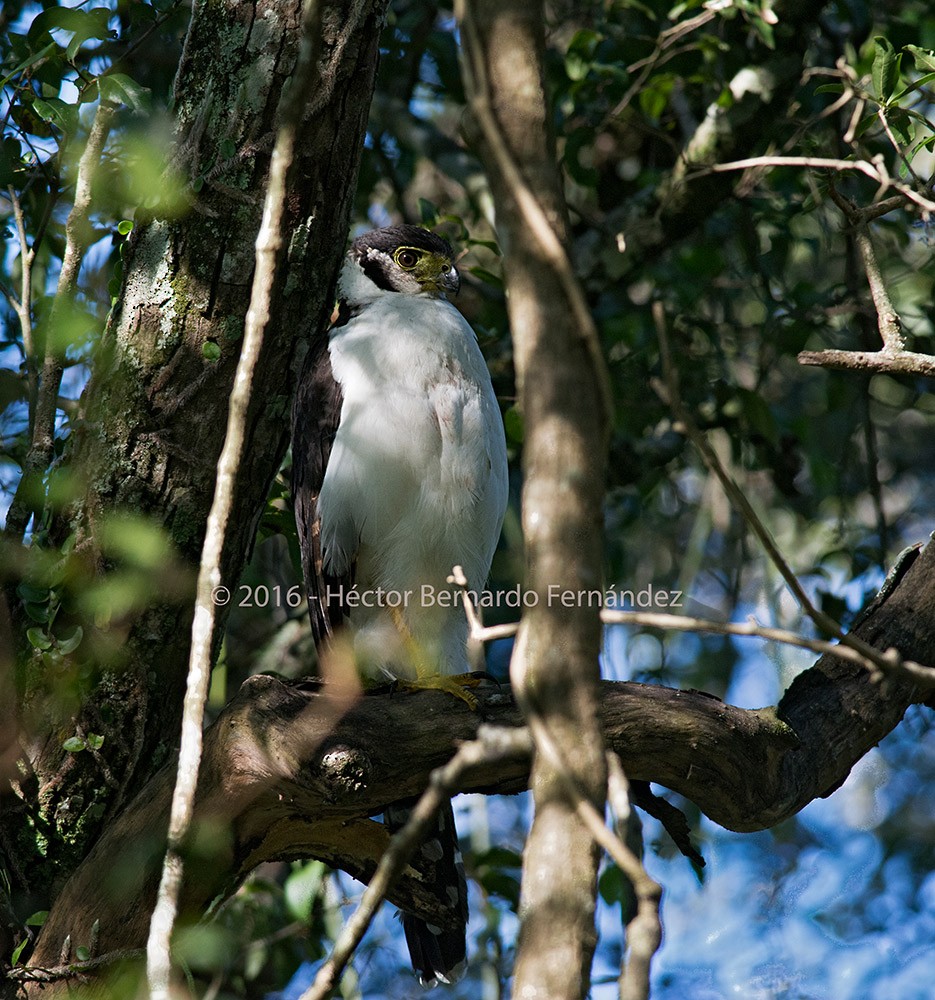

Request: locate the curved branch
(27, 533), (935, 982)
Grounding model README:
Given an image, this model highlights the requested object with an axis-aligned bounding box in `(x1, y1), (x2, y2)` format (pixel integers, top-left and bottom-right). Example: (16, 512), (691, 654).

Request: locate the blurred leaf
(284, 860), (327, 923)
(57, 626), (84, 655)
(468, 266), (503, 288)
(504, 406), (524, 445)
(202, 340), (221, 361)
(62, 736), (86, 752)
(418, 198), (437, 224)
(26, 628), (52, 650)
(98, 514), (173, 569)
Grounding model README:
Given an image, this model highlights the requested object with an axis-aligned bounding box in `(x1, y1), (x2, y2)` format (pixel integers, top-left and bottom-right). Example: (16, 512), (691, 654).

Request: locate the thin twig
(7, 186), (37, 428)
(797, 347), (935, 377)
(301, 726), (533, 1000)
(827, 185), (904, 352)
(698, 155), (935, 215)
(606, 754), (661, 1000)
(451, 566), (935, 687)
(4, 102), (116, 541)
(144, 3), (325, 996)
(6, 949), (144, 983)
(875, 106), (924, 189)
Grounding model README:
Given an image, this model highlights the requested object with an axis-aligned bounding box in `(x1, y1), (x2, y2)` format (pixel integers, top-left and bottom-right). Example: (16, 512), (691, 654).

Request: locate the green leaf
(504, 406), (524, 445)
(202, 341), (221, 362)
(28, 7), (90, 45)
(57, 626), (84, 655)
(418, 198), (438, 225)
(467, 238), (501, 255)
(905, 44), (935, 74)
(284, 860), (327, 923)
(17, 582), (48, 603)
(86, 732), (104, 750)
(26, 628), (52, 651)
(75, 946), (91, 961)
(885, 108), (913, 146)
(63, 737), (86, 752)
(467, 266), (503, 289)
(891, 70), (935, 102)
(117, 219), (134, 236)
(0, 41), (57, 92)
(11, 938), (28, 965)
(30, 97), (78, 136)
(25, 911), (48, 927)
(871, 36), (900, 102)
(99, 73), (150, 112)
(565, 28), (601, 81)
(24, 603), (50, 624)
(477, 869), (521, 908)
(639, 73), (675, 121)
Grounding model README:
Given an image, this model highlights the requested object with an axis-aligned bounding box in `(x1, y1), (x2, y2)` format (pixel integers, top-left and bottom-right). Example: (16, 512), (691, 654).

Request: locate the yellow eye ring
(394, 247), (421, 269)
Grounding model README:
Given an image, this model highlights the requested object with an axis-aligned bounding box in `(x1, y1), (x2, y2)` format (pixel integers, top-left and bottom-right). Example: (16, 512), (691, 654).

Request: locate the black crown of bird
(292, 224), (508, 986)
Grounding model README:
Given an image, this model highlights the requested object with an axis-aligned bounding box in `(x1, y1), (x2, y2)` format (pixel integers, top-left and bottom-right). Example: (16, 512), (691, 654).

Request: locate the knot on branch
(316, 743), (371, 800)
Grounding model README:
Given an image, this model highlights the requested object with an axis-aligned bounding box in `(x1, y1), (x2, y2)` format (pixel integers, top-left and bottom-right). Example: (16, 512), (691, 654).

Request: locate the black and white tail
(384, 799), (468, 987)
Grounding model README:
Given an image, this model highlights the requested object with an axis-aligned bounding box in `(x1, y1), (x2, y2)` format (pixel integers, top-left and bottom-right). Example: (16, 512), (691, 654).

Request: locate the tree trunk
(459, 2), (610, 996)
(4, 0), (387, 952)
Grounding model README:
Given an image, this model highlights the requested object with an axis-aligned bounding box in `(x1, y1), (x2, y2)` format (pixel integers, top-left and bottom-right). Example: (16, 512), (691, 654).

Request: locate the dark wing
(291, 313), (353, 649)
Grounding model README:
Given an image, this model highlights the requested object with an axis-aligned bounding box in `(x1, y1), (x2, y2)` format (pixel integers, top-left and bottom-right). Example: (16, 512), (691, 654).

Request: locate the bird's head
(344, 225), (460, 301)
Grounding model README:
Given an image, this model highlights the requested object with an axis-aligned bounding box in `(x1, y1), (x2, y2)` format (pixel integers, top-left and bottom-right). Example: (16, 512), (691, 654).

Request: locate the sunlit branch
(698, 155), (935, 215)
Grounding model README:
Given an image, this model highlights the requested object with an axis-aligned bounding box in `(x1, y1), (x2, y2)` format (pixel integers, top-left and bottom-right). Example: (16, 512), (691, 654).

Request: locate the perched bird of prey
(292, 225), (509, 985)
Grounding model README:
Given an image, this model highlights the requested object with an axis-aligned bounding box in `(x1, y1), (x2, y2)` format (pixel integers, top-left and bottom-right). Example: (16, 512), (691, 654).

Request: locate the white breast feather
(316, 280), (508, 678)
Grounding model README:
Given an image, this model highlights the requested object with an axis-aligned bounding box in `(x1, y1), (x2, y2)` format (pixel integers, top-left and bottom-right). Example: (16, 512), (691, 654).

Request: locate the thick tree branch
(797, 348), (935, 377)
(27, 529), (935, 982)
(302, 725), (532, 1000)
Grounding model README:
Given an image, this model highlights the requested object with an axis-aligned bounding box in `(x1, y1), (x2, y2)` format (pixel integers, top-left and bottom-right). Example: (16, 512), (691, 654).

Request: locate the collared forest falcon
(291, 225), (509, 985)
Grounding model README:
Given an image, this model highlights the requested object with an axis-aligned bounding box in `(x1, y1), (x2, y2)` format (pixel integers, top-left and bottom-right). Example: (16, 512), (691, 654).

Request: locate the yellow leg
(389, 606), (480, 709)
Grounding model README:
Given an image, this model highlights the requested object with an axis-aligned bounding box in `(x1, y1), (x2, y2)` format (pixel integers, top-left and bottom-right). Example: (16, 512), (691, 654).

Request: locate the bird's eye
(441, 264), (451, 274)
(395, 249), (420, 269)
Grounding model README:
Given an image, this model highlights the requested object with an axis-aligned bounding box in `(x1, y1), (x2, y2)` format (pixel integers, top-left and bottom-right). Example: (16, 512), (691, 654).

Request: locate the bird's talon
(401, 673), (480, 709)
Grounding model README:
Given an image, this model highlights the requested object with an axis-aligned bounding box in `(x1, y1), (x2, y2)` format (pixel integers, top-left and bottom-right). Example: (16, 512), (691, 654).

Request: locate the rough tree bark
(3, 0), (388, 958)
(458, 1), (610, 997)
